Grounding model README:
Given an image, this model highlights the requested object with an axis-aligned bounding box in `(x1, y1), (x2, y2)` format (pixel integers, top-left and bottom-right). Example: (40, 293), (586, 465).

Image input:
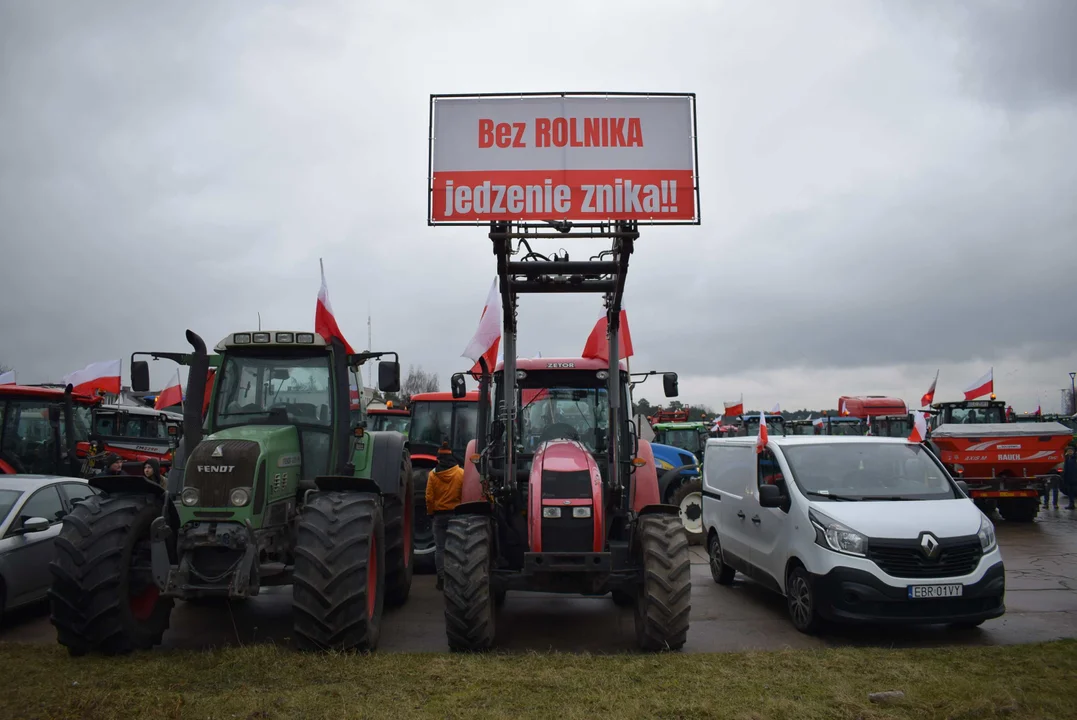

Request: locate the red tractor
(365, 401), (411, 434)
(444, 220), (690, 652)
(0, 384), (97, 477)
(927, 398), (1072, 522)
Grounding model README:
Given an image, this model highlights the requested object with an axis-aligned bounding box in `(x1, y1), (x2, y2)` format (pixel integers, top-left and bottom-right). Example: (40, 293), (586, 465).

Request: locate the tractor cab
(786, 419), (816, 436)
(0, 385), (94, 476)
(867, 414), (913, 437)
(812, 415), (866, 436)
(408, 391), (478, 466)
(931, 399), (1007, 426)
(733, 413), (786, 437)
(366, 402), (411, 434)
(651, 421), (707, 457)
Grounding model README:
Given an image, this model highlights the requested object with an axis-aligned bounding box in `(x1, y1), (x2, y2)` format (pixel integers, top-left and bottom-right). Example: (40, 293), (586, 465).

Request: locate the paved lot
(4, 510), (1077, 653)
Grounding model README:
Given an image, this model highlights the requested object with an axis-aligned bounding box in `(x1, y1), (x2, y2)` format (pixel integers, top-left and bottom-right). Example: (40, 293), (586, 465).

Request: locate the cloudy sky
(1, 0), (1075, 413)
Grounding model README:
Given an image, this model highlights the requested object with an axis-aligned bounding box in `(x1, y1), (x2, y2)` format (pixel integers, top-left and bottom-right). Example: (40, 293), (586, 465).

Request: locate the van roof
(707, 435), (911, 449)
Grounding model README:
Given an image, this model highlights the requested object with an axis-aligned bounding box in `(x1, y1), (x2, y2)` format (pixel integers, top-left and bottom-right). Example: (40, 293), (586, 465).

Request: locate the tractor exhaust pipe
(62, 384), (78, 465)
(183, 330), (209, 451)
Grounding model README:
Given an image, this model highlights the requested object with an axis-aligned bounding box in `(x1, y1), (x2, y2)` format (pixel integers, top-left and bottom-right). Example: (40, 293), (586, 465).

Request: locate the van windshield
(781, 442), (958, 501)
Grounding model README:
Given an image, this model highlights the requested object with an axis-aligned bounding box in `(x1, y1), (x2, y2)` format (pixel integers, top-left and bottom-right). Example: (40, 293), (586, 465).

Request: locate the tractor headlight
(572, 506), (592, 518)
(542, 507), (561, 518)
(656, 458), (674, 471)
(180, 487), (200, 507)
(230, 487), (251, 507)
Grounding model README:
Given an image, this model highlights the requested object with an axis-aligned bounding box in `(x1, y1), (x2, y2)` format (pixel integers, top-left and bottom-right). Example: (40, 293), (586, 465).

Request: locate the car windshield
(0, 488), (21, 525)
(656, 428), (703, 454)
(518, 386), (608, 454)
(214, 353), (333, 428)
(781, 442), (957, 500)
(369, 413), (411, 434)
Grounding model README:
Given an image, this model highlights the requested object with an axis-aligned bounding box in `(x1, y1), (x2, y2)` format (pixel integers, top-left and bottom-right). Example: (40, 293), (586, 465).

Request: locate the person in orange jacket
(426, 442), (464, 590)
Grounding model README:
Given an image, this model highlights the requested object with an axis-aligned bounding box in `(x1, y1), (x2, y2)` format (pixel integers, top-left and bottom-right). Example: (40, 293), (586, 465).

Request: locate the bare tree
(400, 365), (440, 404)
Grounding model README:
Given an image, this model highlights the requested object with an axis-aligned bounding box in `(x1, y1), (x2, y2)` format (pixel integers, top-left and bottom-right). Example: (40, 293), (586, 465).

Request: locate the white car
(700, 434), (1005, 633)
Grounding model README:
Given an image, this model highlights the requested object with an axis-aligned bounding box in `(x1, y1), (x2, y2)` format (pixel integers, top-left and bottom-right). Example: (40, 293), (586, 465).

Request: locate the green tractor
(48, 329), (413, 654)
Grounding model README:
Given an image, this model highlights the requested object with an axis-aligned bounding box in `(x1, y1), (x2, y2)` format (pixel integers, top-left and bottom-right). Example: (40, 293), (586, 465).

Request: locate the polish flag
(315, 260), (355, 354)
(963, 368), (993, 400)
(908, 411), (929, 443)
(581, 305), (634, 363)
(839, 399), (848, 416)
(63, 359), (121, 396)
(155, 368), (184, 410)
(921, 370), (939, 408)
(723, 400), (744, 417)
(0, 370), (14, 385)
(770, 402), (781, 414)
(756, 411), (768, 454)
(463, 277), (502, 379)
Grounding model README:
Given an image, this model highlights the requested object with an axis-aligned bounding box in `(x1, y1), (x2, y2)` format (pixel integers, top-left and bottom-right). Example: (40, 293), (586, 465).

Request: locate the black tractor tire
(443, 514), (496, 652)
(669, 477), (704, 546)
(383, 448), (414, 608)
(292, 492), (385, 652)
(48, 493), (174, 655)
(634, 513), (691, 652)
(410, 466), (436, 574)
(997, 497), (1040, 523)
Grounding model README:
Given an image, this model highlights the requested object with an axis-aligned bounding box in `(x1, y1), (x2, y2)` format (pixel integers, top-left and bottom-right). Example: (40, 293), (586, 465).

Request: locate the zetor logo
(197, 465), (236, 473)
(546, 362), (575, 368)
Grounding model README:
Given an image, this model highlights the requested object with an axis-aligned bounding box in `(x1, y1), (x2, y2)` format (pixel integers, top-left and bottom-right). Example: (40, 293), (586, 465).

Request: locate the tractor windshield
(214, 353), (333, 429)
(943, 405), (1005, 424)
(518, 386), (609, 455)
(409, 401), (477, 458)
(368, 413), (411, 434)
(93, 410), (171, 439)
(655, 428), (703, 454)
(871, 417), (911, 437)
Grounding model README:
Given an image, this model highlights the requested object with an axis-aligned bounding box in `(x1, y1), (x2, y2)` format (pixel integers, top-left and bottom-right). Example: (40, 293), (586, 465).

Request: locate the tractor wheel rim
(789, 576), (811, 627)
(678, 492), (703, 533)
(367, 535), (378, 619)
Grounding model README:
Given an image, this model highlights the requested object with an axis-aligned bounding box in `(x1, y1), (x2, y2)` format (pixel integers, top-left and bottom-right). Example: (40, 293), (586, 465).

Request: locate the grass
(1, 640), (1076, 720)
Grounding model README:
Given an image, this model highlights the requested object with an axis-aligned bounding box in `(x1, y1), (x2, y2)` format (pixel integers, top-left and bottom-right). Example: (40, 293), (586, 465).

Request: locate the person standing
(142, 458), (164, 487)
(426, 442), (464, 591)
(1062, 446), (1077, 510)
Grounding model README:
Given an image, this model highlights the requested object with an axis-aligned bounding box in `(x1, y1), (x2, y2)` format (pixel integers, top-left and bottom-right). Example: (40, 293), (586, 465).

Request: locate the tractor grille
(184, 440), (261, 508)
(868, 538), (983, 579)
(540, 470), (592, 499)
(541, 515), (594, 552)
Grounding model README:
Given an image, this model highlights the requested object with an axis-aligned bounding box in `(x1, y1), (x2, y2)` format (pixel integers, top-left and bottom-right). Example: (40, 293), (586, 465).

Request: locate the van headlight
(809, 508), (867, 557)
(977, 513), (997, 553)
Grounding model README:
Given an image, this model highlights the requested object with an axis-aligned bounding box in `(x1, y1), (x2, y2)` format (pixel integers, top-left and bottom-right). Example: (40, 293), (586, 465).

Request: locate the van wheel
(707, 533), (735, 585)
(786, 566), (821, 634)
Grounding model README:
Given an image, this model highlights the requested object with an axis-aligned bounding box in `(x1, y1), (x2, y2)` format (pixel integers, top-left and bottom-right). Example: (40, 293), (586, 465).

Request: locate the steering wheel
(537, 423), (581, 444)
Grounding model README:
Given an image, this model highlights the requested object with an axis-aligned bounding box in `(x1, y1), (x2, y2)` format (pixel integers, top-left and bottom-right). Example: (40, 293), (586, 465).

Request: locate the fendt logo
(196, 465), (236, 473)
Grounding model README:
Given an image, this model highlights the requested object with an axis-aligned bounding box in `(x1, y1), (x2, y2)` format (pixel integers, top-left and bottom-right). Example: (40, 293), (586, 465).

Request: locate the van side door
(747, 446), (794, 593)
(701, 443), (755, 573)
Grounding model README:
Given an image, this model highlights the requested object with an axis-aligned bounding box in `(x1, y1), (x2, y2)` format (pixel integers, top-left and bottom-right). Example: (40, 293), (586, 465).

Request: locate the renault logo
(211, 445), (224, 458)
(919, 532), (940, 559)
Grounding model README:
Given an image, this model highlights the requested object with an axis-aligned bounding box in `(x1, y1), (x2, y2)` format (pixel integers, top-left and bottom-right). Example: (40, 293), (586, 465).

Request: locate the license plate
(908, 583), (963, 599)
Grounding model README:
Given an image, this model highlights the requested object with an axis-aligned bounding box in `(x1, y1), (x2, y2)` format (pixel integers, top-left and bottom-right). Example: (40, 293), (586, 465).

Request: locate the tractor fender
(453, 500), (493, 516)
(636, 503), (682, 518)
(657, 464), (700, 504)
(365, 430), (410, 502)
(460, 438), (485, 503)
(313, 475), (382, 495)
(630, 439), (662, 512)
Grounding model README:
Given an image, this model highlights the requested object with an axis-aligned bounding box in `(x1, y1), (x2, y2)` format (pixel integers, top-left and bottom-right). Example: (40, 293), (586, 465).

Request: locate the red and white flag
(963, 367), (993, 400)
(0, 370), (14, 385)
(155, 368), (183, 410)
(839, 398), (848, 416)
(581, 305), (634, 363)
(463, 277), (502, 378)
(756, 411), (768, 454)
(63, 359), (121, 396)
(315, 260), (355, 354)
(921, 370), (939, 407)
(770, 402), (781, 414)
(908, 411), (929, 443)
(723, 398), (744, 417)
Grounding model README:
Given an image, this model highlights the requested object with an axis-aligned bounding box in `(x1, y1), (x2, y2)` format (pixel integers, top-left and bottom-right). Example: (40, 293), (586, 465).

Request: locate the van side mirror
(131, 361), (150, 392)
(758, 483), (785, 508)
(377, 361), (400, 393)
(450, 373), (467, 399)
(662, 372), (679, 398)
(956, 480), (970, 497)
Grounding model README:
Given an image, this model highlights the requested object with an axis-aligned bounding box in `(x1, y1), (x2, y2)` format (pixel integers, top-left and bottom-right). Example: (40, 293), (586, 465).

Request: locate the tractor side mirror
(48, 405), (61, 427)
(450, 373), (467, 399)
(131, 360), (151, 392)
(662, 372), (679, 398)
(377, 361), (401, 393)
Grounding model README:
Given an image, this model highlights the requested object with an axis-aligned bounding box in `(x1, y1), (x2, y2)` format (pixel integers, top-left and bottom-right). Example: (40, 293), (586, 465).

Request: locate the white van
(700, 435), (1005, 633)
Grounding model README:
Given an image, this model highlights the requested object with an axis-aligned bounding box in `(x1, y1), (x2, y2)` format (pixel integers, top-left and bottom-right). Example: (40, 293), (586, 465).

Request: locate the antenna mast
(367, 304), (373, 389)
